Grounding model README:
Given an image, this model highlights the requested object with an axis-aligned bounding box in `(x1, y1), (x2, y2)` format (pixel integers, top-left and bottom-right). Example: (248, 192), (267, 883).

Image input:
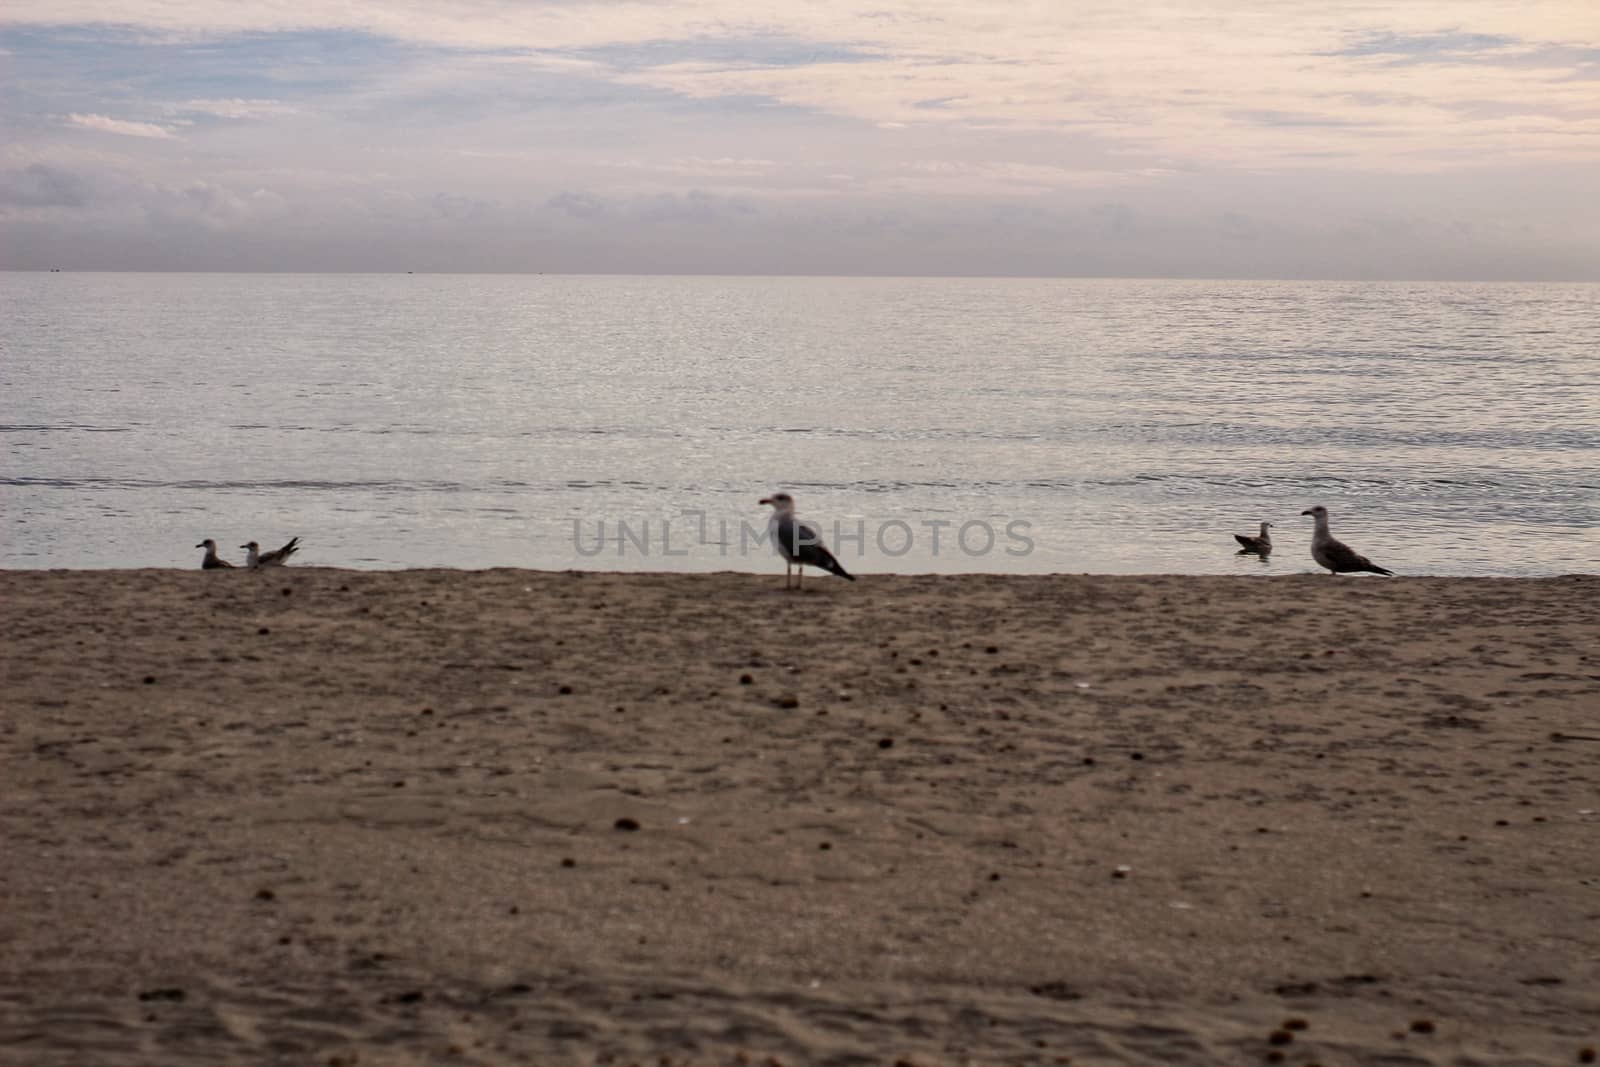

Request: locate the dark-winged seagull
(758, 493), (855, 589)
(1234, 521), (1273, 555)
(1301, 506), (1393, 576)
(242, 537), (301, 569)
(196, 539), (235, 569)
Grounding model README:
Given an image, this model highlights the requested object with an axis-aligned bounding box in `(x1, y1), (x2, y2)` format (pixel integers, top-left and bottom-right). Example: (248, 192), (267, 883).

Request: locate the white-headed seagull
(1301, 506), (1393, 576)
(758, 493), (855, 589)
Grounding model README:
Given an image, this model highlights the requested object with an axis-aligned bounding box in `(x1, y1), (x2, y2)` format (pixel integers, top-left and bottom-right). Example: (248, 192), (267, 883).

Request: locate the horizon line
(5, 268), (1598, 285)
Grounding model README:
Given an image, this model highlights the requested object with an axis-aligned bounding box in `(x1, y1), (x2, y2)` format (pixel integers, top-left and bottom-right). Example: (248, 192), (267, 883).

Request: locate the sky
(2, 1), (1597, 278)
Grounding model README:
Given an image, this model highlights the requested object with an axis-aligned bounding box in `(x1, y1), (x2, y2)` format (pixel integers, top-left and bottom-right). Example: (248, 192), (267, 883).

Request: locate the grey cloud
(566, 37), (878, 74)
(2, 165), (1596, 282)
(547, 189), (756, 225)
(1327, 31), (1599, 77)
(1443, 98), (1596, 121)
(1217, 211), (1268, 241)
(547, 191), (610, 219)
(1327, 31), (1520, 60)
(1089, 202), (1137, 235)
(1229, 110), (1362, 128)
(427, 192), (498, 221)
(1527, 45), (1600, 79)
(635, 190), (755, 224)
(0, 164), (92, 209)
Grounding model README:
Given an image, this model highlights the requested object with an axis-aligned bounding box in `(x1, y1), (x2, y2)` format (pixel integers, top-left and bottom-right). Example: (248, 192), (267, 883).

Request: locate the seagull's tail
(820, 551), (855, 581)
(1367, 564), (1395, 576)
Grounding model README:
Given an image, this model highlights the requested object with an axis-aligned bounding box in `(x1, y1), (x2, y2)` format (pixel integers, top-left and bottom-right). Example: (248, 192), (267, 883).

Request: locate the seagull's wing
(792, 521), (854, 579)
(774, 517), (854, 579)
(1324, 536), (1392, 575)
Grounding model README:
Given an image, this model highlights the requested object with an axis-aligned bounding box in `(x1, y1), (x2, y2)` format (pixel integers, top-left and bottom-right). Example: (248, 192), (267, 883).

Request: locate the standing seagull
(241, 537), (301, 569)
(758, 493), (855, 589)
(195, 539), (235, 569)
(1233, 521), (1274, 555)
(1301, 506), (1393, 576)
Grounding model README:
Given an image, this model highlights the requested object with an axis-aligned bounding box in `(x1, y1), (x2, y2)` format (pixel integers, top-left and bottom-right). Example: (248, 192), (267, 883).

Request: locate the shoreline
(4, 564), (1598, 578)
(3, 569), (1597, 1065)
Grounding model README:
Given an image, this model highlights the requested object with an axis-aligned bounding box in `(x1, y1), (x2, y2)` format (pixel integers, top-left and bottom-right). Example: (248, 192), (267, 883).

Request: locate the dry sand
(2, 568), (1598, 1066)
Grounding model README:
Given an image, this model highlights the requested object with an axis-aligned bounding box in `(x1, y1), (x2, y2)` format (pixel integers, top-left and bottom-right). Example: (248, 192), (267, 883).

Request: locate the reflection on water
(2, 273), (1596, 575)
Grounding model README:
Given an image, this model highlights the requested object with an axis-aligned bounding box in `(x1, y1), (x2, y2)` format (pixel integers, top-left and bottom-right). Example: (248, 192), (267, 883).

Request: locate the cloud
(1228, 110), (1365, 129)
(548, 188), (756, 224)
(567, 36), (881, 73)
(2, 3), (1597, 276)
(145, 181), (288, 229)
(66, 113), (176, 139)
(174, 98), (299, 120)
(0, 163), (92, 208)
(547, 191), (609, 219)
(1327, 31), (1521, 60)
(7, 6), (1596, 174)
(1, 161), (1596, 279)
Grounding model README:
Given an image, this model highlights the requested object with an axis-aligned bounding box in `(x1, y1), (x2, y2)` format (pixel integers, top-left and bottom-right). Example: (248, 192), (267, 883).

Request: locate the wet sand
(2, 568), (1598, 1066)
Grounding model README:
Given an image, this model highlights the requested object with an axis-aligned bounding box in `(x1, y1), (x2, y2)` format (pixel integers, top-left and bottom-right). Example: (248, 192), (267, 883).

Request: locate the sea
(2, 272), (1596, 576)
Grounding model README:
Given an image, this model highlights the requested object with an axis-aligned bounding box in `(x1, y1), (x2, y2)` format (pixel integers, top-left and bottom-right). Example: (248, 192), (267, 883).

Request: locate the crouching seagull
(195, 539), (235, 569)
(1301, 506), (1393, 576)
(242, 537), (301, 569)
(758, 493), (855, 589)
(1233, 521), (1273, 555)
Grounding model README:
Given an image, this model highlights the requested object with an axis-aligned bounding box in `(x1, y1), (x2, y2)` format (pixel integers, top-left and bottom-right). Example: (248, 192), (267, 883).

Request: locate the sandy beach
(2, 567), (1597, 1066)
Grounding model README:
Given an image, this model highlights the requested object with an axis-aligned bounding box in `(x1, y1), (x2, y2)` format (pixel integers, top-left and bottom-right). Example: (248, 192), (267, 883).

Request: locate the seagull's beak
(239, 544), (250, 549)
(758, 497), (771, 505)
(195, 542), (205, 548)
(1300, 509), (1313, 516)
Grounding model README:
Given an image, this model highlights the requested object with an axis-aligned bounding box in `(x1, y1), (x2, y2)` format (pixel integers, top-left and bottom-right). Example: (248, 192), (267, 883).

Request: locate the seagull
(1301, 506), (1393, 576)
(241, 537), (301, 569)
(758, 493), (855, 589)
(195, 539), (235, 570)
(1233, 521), (1274, 555)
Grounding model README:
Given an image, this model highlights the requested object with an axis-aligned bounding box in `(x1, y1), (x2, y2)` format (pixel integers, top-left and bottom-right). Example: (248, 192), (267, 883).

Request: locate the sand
(2, 568), (1598, 1066)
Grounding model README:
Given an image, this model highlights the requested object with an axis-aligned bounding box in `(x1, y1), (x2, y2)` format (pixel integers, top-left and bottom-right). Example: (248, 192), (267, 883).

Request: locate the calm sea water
(2, 273), (1596, 576)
